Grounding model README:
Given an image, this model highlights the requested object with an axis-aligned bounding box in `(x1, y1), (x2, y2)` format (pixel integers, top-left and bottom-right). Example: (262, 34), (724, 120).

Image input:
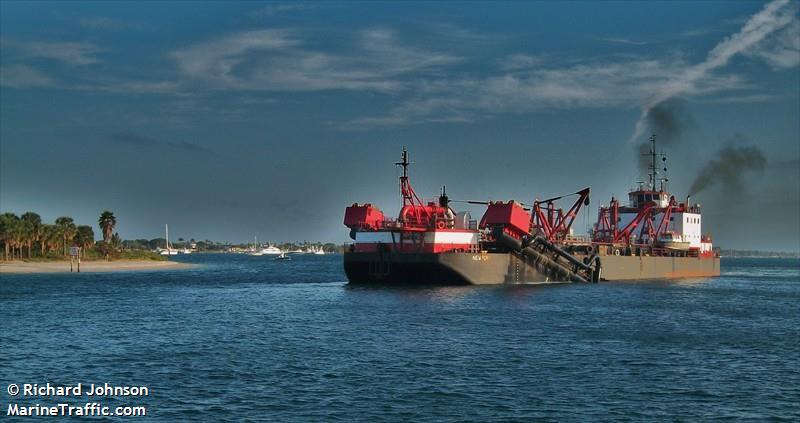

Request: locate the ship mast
(644, 134), (657, 190)
(394, 146), (430, 226)
(642, 134), (669, 192)
(395, 146), (413, 205)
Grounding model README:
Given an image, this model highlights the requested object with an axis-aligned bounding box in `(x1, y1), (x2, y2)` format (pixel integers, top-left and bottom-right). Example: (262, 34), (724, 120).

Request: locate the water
(1, 255), (798, 421)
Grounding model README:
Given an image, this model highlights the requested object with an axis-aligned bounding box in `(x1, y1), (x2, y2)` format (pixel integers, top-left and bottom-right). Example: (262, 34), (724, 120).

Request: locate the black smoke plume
(689, 145), (767, 195)
(636, 98), (695, 171)
(645, 98), (695, 145)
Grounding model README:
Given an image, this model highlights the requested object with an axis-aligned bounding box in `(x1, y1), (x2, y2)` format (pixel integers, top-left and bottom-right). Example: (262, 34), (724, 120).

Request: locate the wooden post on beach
(69, 247), (80, 273)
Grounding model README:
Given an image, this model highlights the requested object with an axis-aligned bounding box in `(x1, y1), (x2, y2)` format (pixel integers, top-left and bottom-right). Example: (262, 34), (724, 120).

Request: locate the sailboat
(158, 224), (178, 255)
(249, 236), (264, 256)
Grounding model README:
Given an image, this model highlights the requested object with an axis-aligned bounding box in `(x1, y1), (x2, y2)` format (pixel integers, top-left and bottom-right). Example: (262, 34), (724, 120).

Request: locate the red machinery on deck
(480, 201), (530, 240)
(343, 147), (477, 254)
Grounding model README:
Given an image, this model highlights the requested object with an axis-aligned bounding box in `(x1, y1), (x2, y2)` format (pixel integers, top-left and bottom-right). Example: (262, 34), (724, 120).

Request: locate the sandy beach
(0, 260), (195, 274)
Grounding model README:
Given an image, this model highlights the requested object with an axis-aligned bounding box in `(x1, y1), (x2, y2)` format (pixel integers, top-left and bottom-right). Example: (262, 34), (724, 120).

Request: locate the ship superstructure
(592, 136), (714, 257)
(343, 138), (719, 285)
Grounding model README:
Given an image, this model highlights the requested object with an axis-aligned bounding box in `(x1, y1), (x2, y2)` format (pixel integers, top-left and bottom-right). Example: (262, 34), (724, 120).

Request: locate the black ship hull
(344, 251), (720, 285)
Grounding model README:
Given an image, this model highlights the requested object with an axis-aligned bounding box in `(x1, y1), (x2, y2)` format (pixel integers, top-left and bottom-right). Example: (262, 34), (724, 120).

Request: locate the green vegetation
(2, 209), (344, 260)
(719, 249), (799, 258)
(0, 211), (164, 262)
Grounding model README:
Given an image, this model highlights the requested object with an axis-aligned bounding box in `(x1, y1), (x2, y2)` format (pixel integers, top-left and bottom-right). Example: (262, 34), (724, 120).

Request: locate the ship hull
(593, 254), (720, 280)
(344, 251), (720, 285)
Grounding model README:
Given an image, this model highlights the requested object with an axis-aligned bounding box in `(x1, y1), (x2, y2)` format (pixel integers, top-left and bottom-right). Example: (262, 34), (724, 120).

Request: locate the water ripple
(1, 255), (798, 421)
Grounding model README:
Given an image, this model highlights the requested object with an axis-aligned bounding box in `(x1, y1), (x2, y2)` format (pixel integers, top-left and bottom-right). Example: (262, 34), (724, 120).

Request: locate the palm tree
(98, 211), (116, 244)
(42, 224), (61, 256)
(98, 211), (116, 259)
(20, 212), (42, 258)
(0, 213), (20, 261)
(75, 225), (95, 258)
(55, 216), (76, 257)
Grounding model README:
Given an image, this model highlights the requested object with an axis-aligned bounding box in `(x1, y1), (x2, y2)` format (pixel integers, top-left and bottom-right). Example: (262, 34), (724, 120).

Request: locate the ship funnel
(439, 185), (449, 207)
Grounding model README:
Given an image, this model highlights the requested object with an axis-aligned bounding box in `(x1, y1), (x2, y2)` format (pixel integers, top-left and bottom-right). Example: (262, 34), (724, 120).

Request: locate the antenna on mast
(395, 146), (415, 202)
(395, 146), (411, 178)
(640, 134), (669, 192)
(641, 134), (657, 189)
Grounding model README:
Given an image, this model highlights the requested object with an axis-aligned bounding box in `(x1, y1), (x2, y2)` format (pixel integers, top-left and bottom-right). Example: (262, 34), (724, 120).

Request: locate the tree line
(0, 211), (117, 260)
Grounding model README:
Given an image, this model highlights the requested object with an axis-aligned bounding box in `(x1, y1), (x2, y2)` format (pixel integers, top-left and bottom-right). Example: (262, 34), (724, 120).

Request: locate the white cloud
(3, 4), (795, 128)
(630, 0), (797, 142)
(595, 37), (648, 46)
(170, 28), (460, 92)
(248, 4), (318, 19)
(498, 54), (545, 71)
(4, 39), (102, 65)
(338, 2), (798, 130)
(171, 29), (299, 82)
(0, 64), (54, 88)
(79, 16), (148, 31)
(341, 56), (749, 129)
(746, 19), (800, 69)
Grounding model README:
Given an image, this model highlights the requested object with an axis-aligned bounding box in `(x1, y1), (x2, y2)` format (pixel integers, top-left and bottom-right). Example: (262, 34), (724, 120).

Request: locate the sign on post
(69, 247), (81, 272)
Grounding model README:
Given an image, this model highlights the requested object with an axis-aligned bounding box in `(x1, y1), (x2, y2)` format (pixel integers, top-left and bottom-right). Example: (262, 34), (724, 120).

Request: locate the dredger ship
(343, 136), (720, 285)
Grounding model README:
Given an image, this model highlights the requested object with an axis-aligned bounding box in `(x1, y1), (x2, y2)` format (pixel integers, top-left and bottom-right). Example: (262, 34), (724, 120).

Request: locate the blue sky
(1, 1), (798, 251)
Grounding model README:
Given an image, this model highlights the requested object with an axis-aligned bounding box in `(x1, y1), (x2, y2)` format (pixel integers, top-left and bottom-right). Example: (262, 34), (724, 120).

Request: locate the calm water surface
(1, 255), (798, 421)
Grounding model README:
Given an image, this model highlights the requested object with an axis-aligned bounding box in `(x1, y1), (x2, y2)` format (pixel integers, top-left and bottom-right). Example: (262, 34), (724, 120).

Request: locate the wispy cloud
(697, 93), (779, 104)
(745, 19), (800, 69)
(79, 16), (149, 31)
(678, 28), (716, 38)
(0, 64), (54, 88)
(170, 28), (460, 92)
(340, 2), (797, 130)
(3, 38), (102, 65)
(629, 0), (797, 142)
(497, 54), (545, 71)
(3, 3), (796, 129)
(341, 55), (747, 129)
(109, 131), (210, 153)
(77, 79), (182, 95)
(595, 37), (648, 46)
(248, 4), (318, 19)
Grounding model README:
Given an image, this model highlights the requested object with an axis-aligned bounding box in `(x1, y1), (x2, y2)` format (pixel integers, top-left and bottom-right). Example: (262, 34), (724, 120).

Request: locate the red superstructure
(343, 147), (479, 254)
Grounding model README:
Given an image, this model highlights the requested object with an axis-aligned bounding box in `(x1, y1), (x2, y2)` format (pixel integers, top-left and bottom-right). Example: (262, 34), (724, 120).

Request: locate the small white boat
(261, 245), (282, 255)
(656, 231), (691, 251)
(306, 245), (326, 255)
(274, 252), (291, 260)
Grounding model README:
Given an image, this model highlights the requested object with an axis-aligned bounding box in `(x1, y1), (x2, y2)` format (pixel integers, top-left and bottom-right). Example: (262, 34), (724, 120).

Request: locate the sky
(1, 1), (798, 251)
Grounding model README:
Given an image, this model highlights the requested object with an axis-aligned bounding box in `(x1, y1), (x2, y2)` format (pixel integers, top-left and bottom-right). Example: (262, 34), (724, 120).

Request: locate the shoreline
(0, 260), (196, 274)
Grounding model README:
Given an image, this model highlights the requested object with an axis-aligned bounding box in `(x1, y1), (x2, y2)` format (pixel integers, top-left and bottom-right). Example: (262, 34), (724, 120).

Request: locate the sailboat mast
(166, 224), (170, 253)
